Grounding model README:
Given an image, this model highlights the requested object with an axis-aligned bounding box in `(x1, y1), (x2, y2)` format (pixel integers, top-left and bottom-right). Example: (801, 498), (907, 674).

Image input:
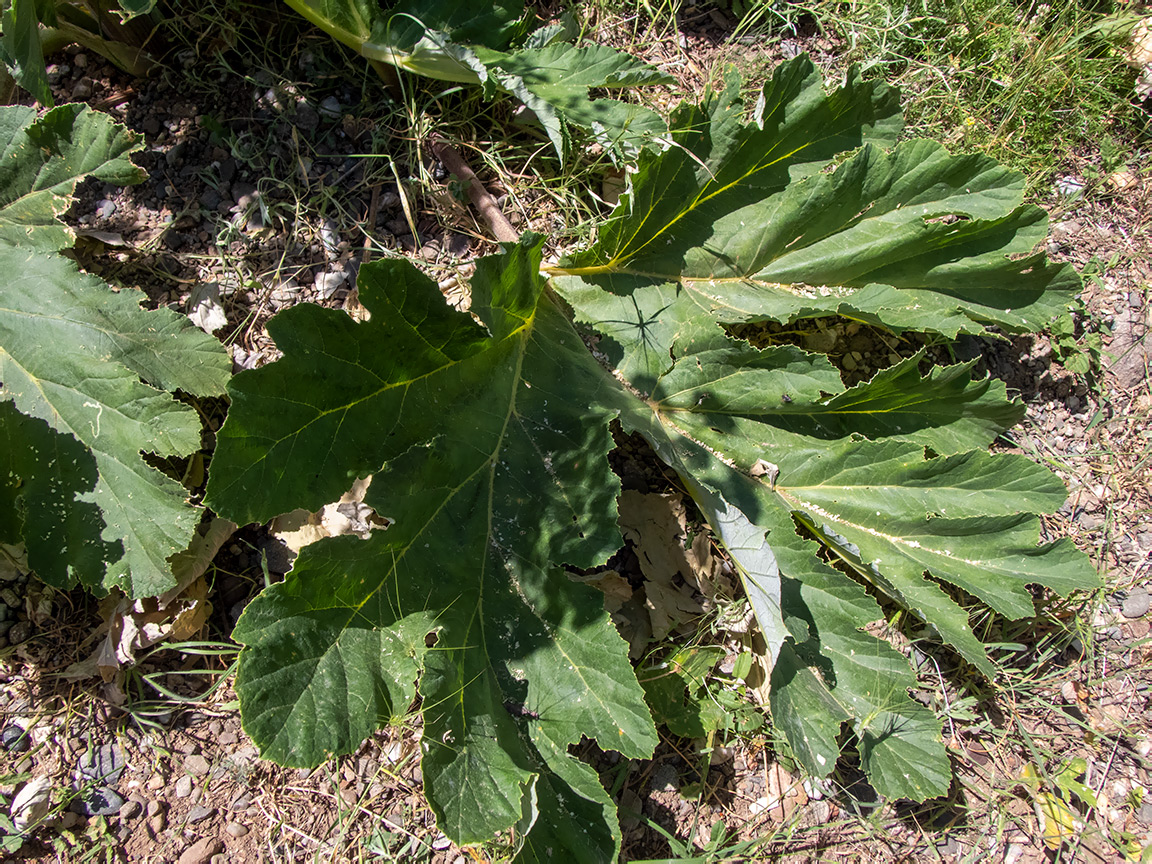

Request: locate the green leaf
(0, 104), (145, 251)
(0, 104), (226, 595)
(230, 535), (436, 761)
(602, 318), (1094, 793)
(280, 0), (523, 79)
(208, 60), (1098, 855)
(0, 0), (51, 105)
(555, 59), (1079, 390)
(279, 0), (670, 159)
(484, 42), (672, 159)
(372, 0), (525, 54)
(0, 401), (118, 589)
(552, 59), (1096, 800)
(209, 237), (657, 855)
(0, 249), (230, 595)
(644, 342), (1023, 456)
(515, 724), (623, 864)
(639, 646), (726, 738)
(114, 0), (159, 21)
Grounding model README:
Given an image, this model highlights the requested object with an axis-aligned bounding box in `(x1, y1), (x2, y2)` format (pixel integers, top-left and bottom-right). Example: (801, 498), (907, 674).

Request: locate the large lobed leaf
(207, 59), (1097, 856)
(0, 103), (145, 250)
(554, 58), (1097, 799)
(0, 105), (231, 595)
(207, 238), (657, 857)
(555, 61), (1080, 390)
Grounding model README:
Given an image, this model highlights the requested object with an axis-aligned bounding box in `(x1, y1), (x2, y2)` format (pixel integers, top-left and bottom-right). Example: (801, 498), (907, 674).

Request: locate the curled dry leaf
(269, 476), (385, 561)
(766, 762), (809, 823)
(23, 581), (52, 625)
(1129, 18), (1152, 98)
(63, 518), (236, 682)
(617, 491), (706, 640)
(186, 282), (228, 334)
(569, 569), (633, 614)
(73, 228), (128, 247)
(10, 776), (53, 832)
(0, 543), (26, 581)
(1035, 791), (1081, 850)
(1110, 169), (1139, 192)
(1128, 18), (1152, 68)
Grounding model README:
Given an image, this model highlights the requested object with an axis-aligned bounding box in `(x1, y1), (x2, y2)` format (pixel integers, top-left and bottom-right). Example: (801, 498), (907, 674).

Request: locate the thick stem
(429, 136), (519, 244)
(48, 20), (158, 78)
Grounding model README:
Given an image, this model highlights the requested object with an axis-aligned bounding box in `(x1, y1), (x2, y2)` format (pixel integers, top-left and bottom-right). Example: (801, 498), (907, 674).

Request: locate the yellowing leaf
(1035, 791), (1080, 850)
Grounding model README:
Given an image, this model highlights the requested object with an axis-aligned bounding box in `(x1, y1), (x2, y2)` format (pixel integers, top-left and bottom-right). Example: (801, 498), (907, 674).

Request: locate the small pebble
(443, 232), (469, 257)
(147, 813), (165, 834)
(59, 811), (81, 830)
(1138, 801), (1152, 826)
(77, 742), (125, 784)
(649, 763), (678, 793)
(146, 800), (163, 818)
(119, 799), (142, 819)
(175, 776), (193, 798)
(184, 754), (211, 776)
(2, 723), (29, 752)
(7, 620), (31, 644)
(176, 836), (221, 864)
(1054, 176), (1085, 199)
(314, 269), (348, 299)
(73, 786), (123, 817)
(225, 821), (248, 837)
(188, 804), (214, 823)
(1122, 589), (1150, 619)
(1078, 512), (1104, 531)
(294, 100), (320, 132)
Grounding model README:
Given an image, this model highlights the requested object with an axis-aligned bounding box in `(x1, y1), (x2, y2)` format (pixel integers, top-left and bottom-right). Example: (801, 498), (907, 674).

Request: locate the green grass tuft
(737, 0), (1149, 192)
